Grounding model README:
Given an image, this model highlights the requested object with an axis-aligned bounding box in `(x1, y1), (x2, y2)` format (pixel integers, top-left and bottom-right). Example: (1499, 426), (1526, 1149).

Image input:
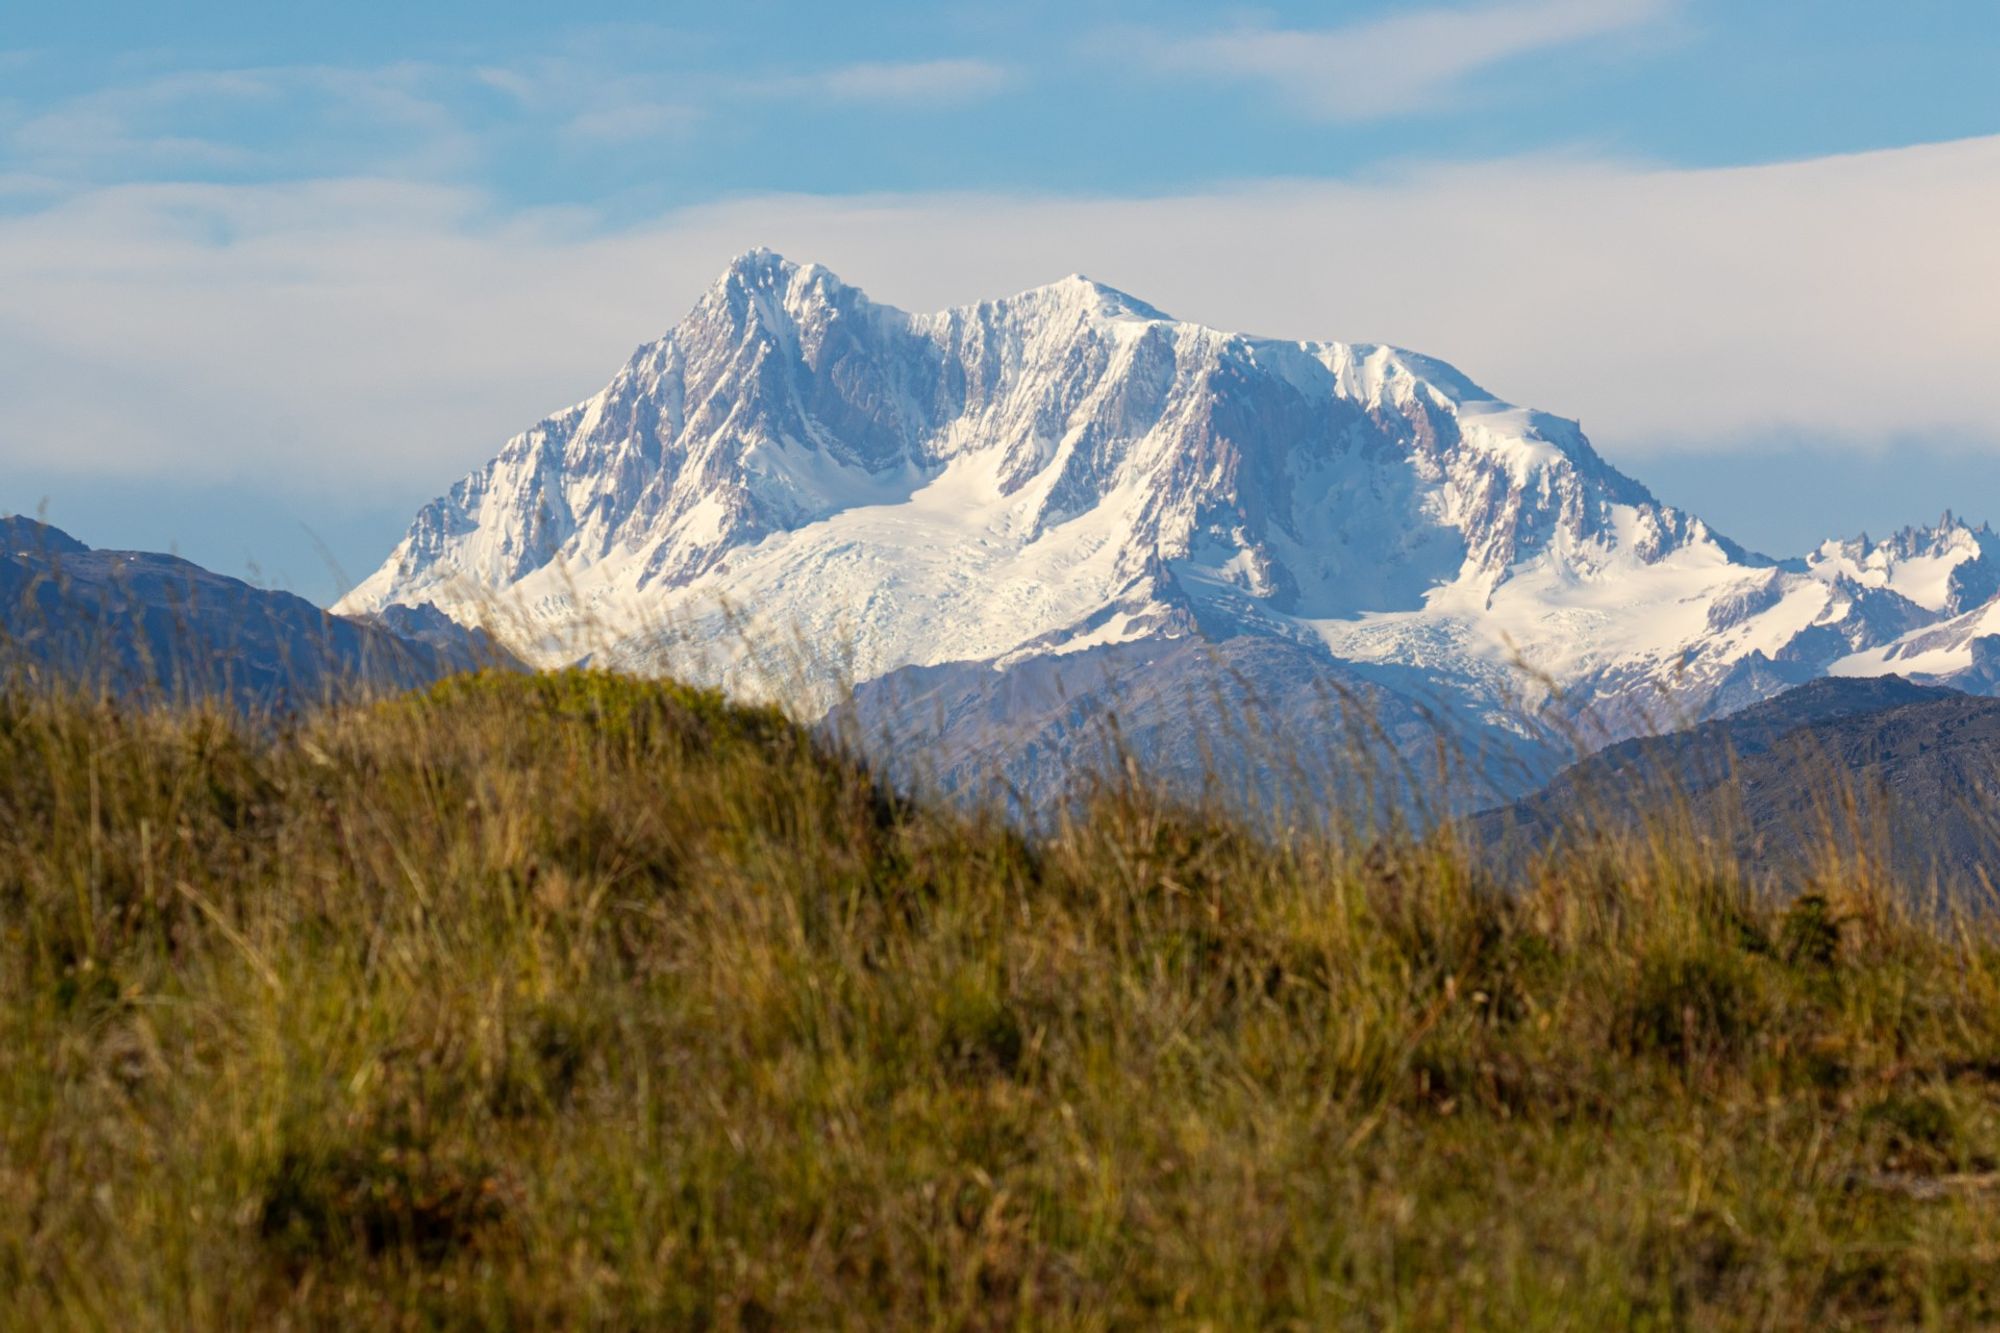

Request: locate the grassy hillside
(4, 670), (2000, 1328)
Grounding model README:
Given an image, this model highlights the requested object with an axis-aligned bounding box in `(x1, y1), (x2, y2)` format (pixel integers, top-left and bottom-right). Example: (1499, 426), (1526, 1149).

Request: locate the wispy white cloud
(470, 57), (702, 145)
(1129, 0), (1680, 121)
(730, 57), (1017, 107)
(562, 100), (704, 144)
(0, 172), (66, 199)
(466, 49), (1011, 148)
(7, 64), (477, 180)
(802, 58), (1016, 105)
(2, 43), (1016, 192)
(10, 69), (276, 168)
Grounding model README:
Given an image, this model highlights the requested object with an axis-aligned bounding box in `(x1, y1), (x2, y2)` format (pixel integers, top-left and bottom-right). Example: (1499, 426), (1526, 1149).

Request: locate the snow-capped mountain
(338, 251), (2000, 798)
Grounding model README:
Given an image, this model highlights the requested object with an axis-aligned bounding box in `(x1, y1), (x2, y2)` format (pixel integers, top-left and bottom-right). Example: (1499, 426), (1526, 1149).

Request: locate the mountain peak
(718, 246), (797, 281)
(1928, 507), (1993, 538)
(709, 248), (854, 301)
(692, 250), (867, 341)
(1016, 272), (1173, 322)
(2, 514), (89, 559)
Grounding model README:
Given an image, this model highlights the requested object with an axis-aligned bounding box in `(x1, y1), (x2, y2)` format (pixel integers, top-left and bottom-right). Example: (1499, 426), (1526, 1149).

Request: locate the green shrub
(1861, 1090), (1962, 1173)
(1616, 949), (1760, 1066)
(936, 969), (1026, 1080)
(258, 1140), (508, 1265)
(1779, 892), (1842, 968)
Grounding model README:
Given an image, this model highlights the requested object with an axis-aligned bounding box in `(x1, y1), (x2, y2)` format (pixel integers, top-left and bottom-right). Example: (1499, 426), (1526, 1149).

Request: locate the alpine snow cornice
(338, 251), (2000, 783)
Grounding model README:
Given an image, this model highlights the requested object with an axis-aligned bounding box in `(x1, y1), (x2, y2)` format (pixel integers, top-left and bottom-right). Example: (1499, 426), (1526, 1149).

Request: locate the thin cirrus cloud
(465, 54), (1014, 147)
(6, 50), (1016, 178)
(1131, 0), (1680, 121)
(7, 63), (476, 180)
(756, 57), (1017, 106)
(9, 70), (277, 169)
(562, 100), (704, 144)
(470, 60), (704, 145)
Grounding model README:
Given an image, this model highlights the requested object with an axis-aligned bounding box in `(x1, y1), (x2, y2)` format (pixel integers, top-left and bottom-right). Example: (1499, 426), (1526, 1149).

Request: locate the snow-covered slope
(338, 252), (2000, 786)
(1822, 516), (2000, 686)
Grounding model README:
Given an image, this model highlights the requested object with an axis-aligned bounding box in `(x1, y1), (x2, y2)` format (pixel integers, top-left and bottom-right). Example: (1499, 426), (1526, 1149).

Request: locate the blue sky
(5, 1), (2000, 598)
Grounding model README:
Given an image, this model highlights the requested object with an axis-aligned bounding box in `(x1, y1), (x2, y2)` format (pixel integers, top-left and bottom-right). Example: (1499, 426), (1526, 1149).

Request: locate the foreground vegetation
(4, 670), (2000, 1328)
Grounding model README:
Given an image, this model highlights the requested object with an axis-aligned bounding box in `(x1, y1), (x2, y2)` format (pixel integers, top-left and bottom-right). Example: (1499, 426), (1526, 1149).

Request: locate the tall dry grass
(2, 665), (2000, 1328)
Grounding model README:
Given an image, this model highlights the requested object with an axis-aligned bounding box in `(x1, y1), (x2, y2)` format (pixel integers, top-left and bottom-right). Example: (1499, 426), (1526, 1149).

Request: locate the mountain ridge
(1476, 675), (2000, 893)
(336, 252), (2000, 801)
(2, 515), (513, 709)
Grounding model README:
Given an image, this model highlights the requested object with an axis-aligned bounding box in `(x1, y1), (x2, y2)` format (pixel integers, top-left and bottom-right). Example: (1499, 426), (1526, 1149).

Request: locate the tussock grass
(4, 669), (2000, 1328)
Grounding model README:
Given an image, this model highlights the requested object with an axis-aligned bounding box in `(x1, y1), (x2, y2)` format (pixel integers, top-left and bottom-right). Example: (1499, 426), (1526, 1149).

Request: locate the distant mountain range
(1478, 675), (2000, 895)
(325, 251), (2000, 805)
(1, 516), (508, 710)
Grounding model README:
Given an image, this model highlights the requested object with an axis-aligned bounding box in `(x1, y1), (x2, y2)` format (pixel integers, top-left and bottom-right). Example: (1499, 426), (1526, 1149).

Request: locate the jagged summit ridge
(337, 253), (2000, 756)
(341, 252), (1695, 630)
